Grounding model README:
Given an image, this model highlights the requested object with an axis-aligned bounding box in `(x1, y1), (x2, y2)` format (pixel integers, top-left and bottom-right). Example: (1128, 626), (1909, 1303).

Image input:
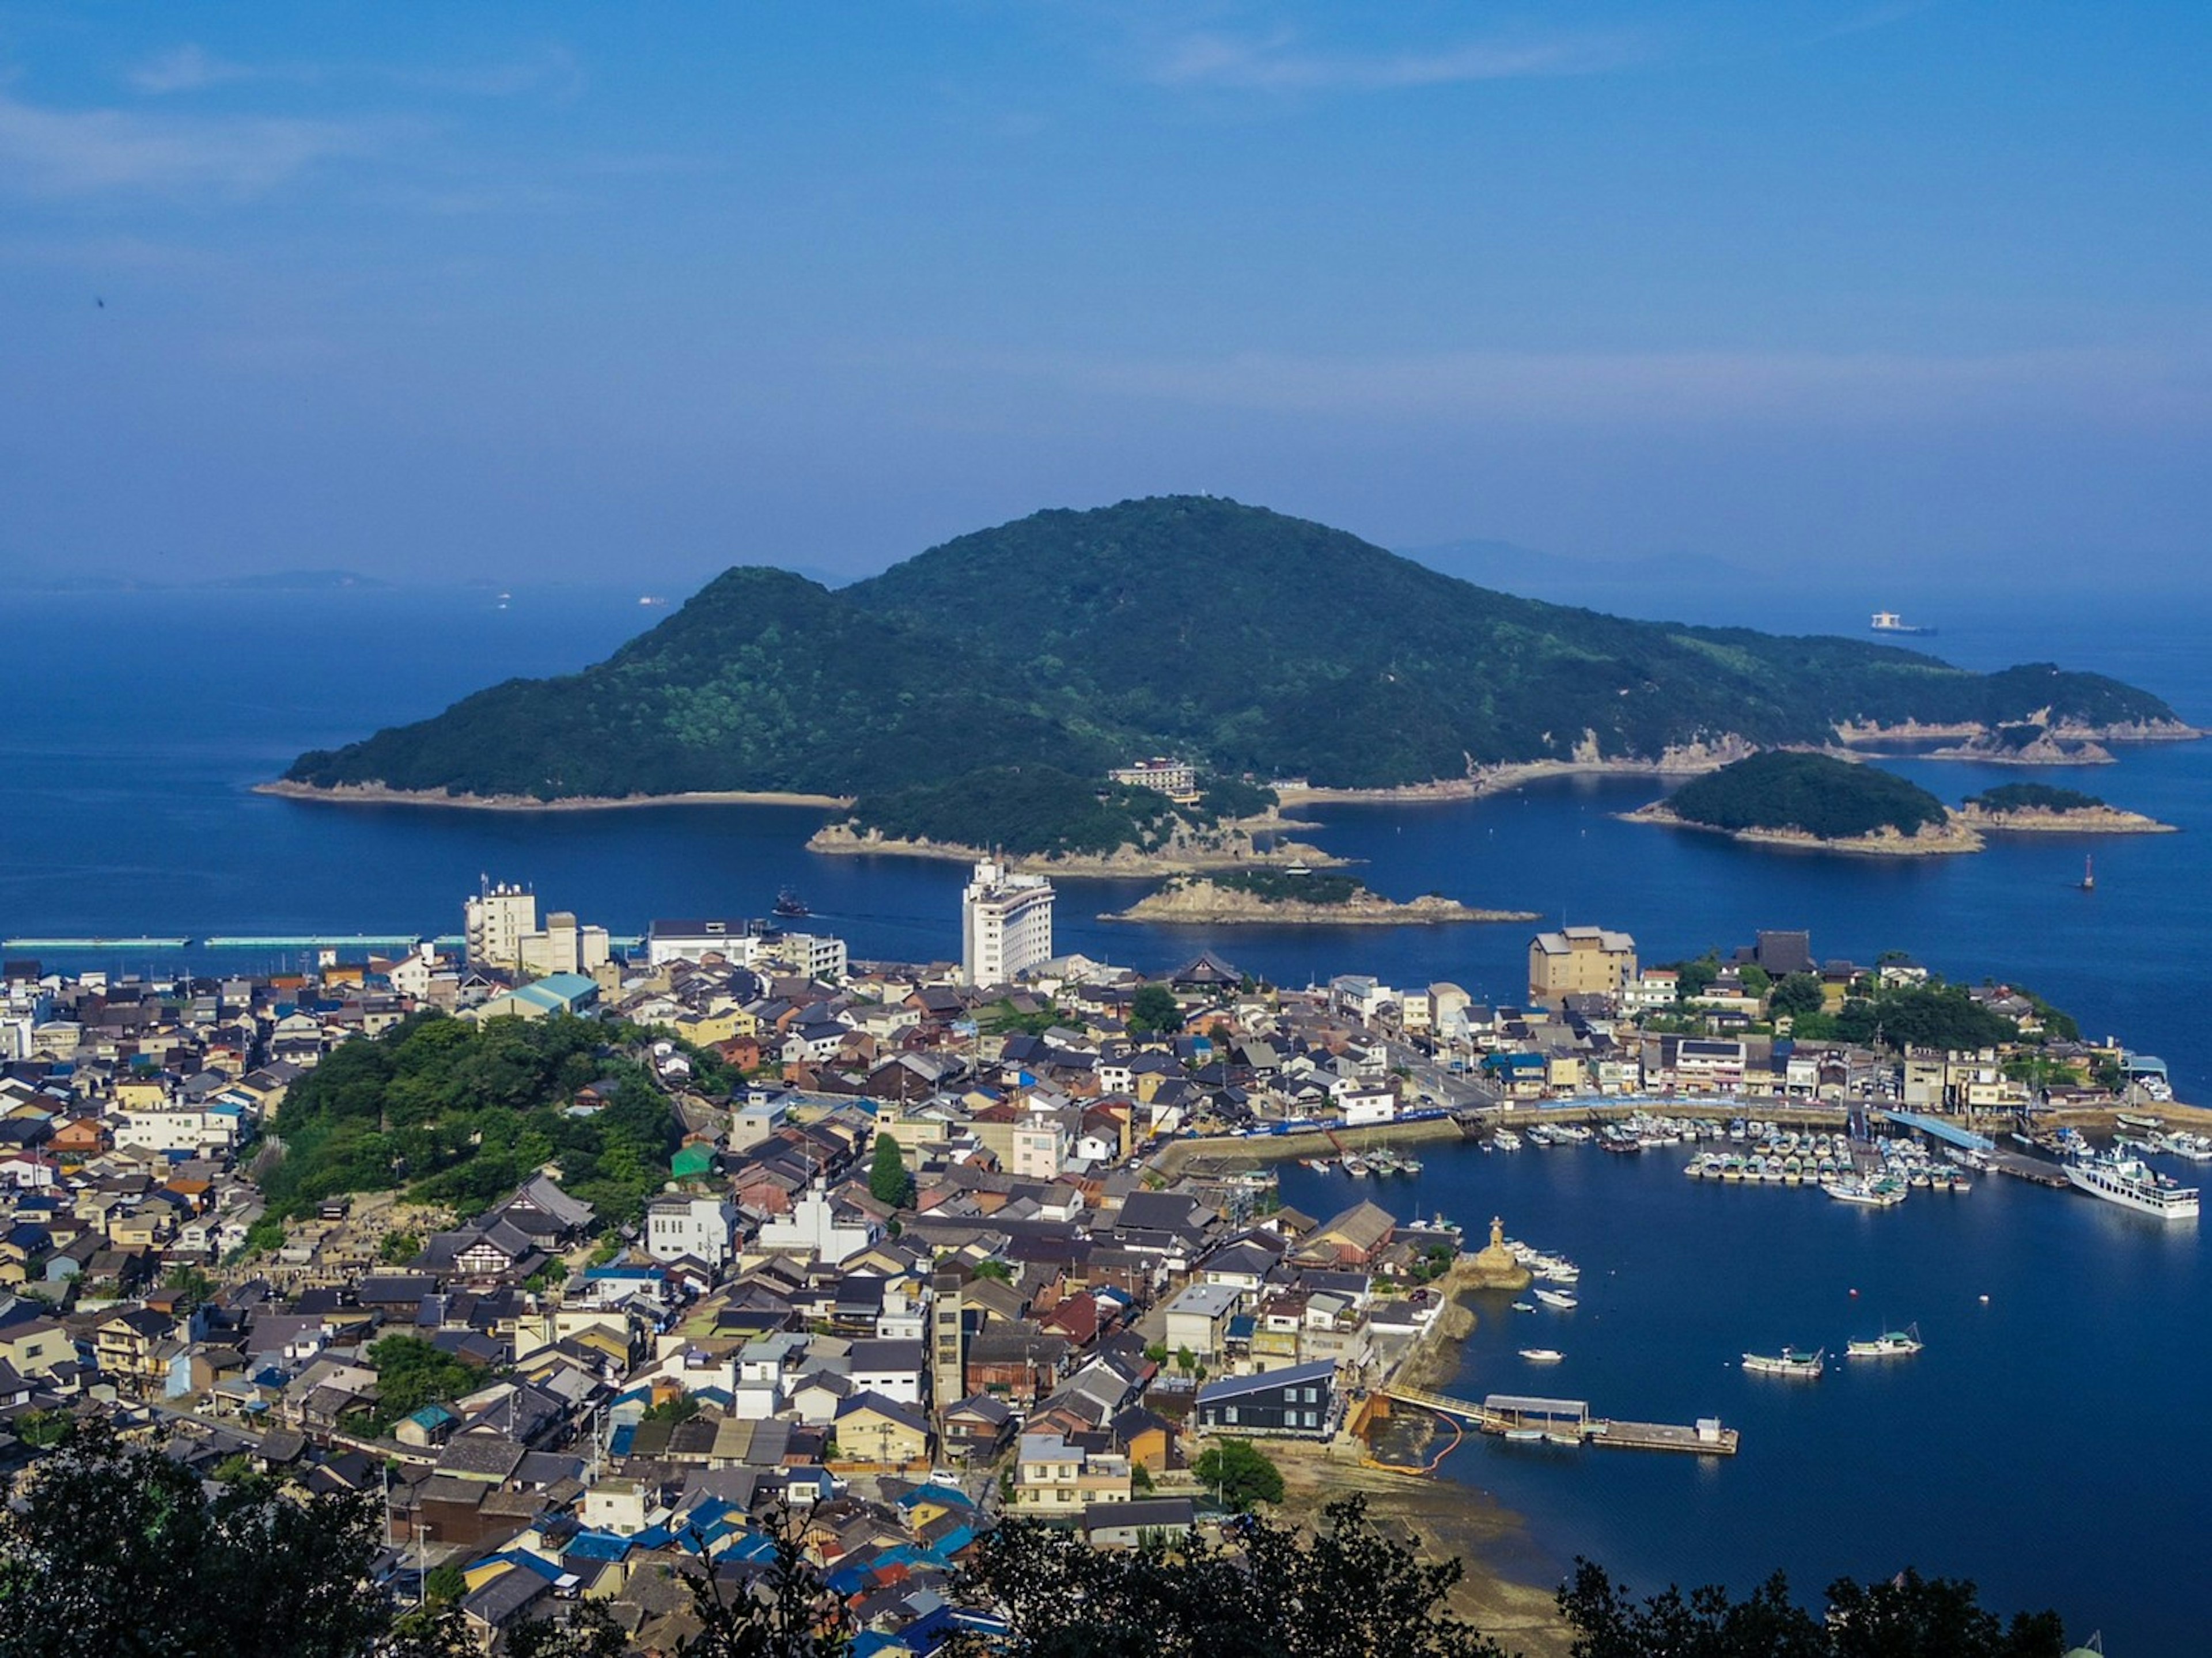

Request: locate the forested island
(277, 499), (2191, 856)
(1954, 782), (2177, 833)
(1101, 870), (1537, 925)
(1628, 752), (1983, 855)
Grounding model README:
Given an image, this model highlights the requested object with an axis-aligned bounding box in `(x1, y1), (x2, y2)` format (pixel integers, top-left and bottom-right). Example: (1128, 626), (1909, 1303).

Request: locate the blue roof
(563, 1531), (635, 1564)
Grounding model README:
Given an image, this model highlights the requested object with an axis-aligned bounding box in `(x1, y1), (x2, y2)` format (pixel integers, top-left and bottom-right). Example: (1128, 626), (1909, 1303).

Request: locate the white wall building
(646, 919), (763, 967)
(646, 1193), (738, 1270)
(755, 1181), (878, 1265)
(961, 860), (1055, 987)
(465, 883), (539, 970)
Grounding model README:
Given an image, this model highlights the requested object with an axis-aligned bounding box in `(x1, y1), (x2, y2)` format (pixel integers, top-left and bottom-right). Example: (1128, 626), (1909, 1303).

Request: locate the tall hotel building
(961, 859), (1055, 987)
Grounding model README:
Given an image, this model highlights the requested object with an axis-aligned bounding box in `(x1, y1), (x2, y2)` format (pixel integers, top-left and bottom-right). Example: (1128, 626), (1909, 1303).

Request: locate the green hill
(283, 496), (2184, 800)
(1663, 752), (1949, 840)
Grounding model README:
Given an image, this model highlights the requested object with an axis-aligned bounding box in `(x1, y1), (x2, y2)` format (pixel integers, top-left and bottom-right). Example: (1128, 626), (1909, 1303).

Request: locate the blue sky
(3, 2), (2207, 589)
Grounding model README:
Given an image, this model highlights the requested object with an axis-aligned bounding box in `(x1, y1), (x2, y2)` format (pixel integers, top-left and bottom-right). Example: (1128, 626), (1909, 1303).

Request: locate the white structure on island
(961, 859), (1055, 987)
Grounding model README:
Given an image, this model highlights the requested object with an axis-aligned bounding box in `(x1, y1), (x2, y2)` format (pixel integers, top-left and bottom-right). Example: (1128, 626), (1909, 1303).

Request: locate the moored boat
(1535, 1288), (1579, 1310)
(1742, 1346), (1825, 1377)
(1846, 1323), (1923, 1359)
(2066, 1154), (2200, 1220)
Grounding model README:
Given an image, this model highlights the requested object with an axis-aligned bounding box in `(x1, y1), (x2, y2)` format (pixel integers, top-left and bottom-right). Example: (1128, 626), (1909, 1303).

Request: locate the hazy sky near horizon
(4, 2), (2208, 589)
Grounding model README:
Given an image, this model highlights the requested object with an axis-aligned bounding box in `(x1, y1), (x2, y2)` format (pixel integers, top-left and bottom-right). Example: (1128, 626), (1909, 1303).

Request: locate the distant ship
(772, 886), (811, 920)
(1870, 610), (1936, 636)
(638, 594), (668, 606)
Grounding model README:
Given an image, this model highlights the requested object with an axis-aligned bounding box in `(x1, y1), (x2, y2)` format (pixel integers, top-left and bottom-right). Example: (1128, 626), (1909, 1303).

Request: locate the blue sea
(6, 576), (2209, 1647)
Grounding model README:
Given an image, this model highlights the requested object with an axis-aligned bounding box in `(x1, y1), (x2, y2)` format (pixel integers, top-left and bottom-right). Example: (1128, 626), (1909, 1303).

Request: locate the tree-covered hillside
(1965, 783), (2104, 812)
(1663, 752), (1950, 839)
(285, 497), (2183, 798)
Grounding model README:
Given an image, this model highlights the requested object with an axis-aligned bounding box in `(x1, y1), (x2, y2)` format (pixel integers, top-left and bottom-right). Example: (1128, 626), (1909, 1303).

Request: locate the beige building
(1527, 927), (1637, 1005)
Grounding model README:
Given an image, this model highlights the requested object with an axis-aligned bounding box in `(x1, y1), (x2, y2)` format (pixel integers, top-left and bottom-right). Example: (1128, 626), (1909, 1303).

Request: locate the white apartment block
(961, 860), (1054, 987)
(646, 1193), (738, 1270)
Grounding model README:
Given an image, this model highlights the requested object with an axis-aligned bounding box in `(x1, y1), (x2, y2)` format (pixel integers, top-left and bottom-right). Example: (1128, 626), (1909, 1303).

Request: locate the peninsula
(277, 498), (2192, 862)
(1100, 872), (1537, 925)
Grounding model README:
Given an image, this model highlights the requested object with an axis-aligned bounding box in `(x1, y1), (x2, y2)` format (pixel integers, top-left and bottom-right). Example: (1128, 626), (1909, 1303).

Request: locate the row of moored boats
(1743, 1323), (1925, 1376)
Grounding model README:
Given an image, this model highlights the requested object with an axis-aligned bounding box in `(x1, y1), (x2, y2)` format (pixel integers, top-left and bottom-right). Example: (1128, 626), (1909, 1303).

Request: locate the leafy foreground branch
(0, 1437), (2066, 1658)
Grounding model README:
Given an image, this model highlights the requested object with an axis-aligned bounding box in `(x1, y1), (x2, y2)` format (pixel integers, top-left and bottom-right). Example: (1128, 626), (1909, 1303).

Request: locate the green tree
(0, 1425), (471, 1657)
(870, 1131), (914, 1208)
(1555, 1560), (2065, 1658)
(955, 1494), (1509, 1658)
(1770, 974), (1825, 1020)
(1128, 984), (1183, 1037)
(1191, 1439), (1284, 1511)
(1738, 964), (1772, 997)
(423, 1561), (468, 1606)
(379, 1231), (423, 1265)
(505, 1604), (630, 1658)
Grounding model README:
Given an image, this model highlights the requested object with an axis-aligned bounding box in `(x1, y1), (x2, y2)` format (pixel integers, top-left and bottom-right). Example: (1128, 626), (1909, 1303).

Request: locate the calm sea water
(6, 577), (2209, 1645)
(1279, 1144), (2207, 1653)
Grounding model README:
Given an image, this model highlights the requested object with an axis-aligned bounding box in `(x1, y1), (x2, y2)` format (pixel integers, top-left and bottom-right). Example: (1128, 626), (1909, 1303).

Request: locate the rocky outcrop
(806, 819), (1344, 876)
(1953, 805), (2177, 834)
(1100, 877), (1536, 925)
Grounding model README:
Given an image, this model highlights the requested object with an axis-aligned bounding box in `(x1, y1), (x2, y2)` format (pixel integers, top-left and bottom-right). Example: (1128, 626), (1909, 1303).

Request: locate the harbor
(1379, 1384), (1741, 1456)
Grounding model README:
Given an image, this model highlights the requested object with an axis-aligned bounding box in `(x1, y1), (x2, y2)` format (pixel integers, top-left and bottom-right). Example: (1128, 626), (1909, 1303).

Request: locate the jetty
(1382, 1383), (1739, 1455)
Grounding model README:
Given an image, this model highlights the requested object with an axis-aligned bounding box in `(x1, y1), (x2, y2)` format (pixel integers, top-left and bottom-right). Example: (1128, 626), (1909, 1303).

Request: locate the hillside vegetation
(285, 496), (2182, 799)
(1662, 752), (1949, 840)
(1964, 783), (2105, 812)
(260, 1013), (694, 1223)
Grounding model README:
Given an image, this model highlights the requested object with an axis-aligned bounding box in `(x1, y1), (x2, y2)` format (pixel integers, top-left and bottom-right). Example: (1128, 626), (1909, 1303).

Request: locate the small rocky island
(1626, 752), (1984, 856)
(1953, 783), (2177, 834)
(1101, 871), (1537, 925)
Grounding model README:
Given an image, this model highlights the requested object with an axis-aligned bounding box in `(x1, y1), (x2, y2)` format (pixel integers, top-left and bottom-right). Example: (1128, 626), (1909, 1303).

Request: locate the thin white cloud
(1148, 27), (1646, 92)
(127, 44), (262, 95)
(915, 343), (2210, 428)
(126, 41), (584, 101)
(0, 91), (385, 196)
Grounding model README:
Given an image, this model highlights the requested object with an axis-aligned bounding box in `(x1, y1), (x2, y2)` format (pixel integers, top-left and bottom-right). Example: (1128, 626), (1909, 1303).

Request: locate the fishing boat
(1510, 1300), (1536, 1312)
(1741, 1346), (1825, 1377)
(1502, 1426), (1547, 1444)
(772, 886), (811, 920)
(1518, 1348), (1565, 1364)
(1846, 1323), (1923, 1359)
(2066, 1153), (2200, 1220)
(1535, 1288), (1579, 1310)
(1491, 1128), (1522, 1151)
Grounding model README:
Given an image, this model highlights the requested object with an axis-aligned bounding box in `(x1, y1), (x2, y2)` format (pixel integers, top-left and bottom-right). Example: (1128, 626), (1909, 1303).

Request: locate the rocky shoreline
(1622, 802), (1986, 856)
(1100, 877), (1536, 925)
(805, 818), (1345, 877)
(1953, 804), (2177, 834)
(254, 779), (851, 811)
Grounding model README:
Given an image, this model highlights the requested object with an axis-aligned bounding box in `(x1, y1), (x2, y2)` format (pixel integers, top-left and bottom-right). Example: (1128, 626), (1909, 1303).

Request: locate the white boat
(1535, 1289), (1579, 1310)
(2066, 1155), (2200, 1220)
(1846, 1323), (1923, 1359)
(1518, 1348), (1565, 1363)
(1741, 1346), (1825, 1377)
(1510, 1300), (1536, 1312)
(1821, 1174), (1907, 1208)
(1492, 1128), (1522, 1151)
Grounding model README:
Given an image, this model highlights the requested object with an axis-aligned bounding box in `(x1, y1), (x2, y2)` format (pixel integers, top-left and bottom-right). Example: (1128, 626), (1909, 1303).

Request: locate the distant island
(274, 497), (2194, 856)
(1954, 783), (2177, 834)
(1627, 752), (1983, 856)
(806, 765), (1340, 875)
(1101, 871), (1536, 925)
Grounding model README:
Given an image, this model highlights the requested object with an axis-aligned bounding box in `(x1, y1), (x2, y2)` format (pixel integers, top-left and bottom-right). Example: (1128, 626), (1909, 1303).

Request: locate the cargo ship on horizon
(1870, 610), (1937, 636)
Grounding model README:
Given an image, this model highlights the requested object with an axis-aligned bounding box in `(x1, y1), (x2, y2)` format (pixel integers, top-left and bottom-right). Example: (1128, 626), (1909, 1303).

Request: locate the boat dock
(1383, 1384), (1739, 1455)
(1988, 1150), (2071, 1189)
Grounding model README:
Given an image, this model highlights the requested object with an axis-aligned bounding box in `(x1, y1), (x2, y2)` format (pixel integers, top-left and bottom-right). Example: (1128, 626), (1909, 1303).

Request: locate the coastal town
(0, 859), (2187, 1652)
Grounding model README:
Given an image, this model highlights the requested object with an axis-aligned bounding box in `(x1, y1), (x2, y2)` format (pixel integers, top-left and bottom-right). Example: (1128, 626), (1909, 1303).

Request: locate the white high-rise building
(961, 859), (1054, 987)
(465, 883), (538, 970)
